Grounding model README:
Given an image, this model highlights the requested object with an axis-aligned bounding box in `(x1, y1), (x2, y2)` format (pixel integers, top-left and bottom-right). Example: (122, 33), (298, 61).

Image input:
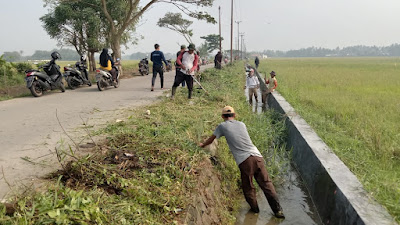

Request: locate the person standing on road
(245, 68), (260, 106)
(150, 44), (168, 91)
(199, 106), (285, 218)
(262, 71), (278, 108)
(176, 45), (187, 87)
(171, 43), (198, 99)
(255, 56), (260, 69)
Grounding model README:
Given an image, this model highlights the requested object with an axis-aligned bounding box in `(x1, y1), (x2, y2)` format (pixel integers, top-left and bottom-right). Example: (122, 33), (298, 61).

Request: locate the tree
(157, 12), (194, 43)
(200, 34), (222, 53)
(41, 1), (105, 71)
(197, 42), (209, 58)
(2, 52), (23, 62)
(44, 0), (215, 73)
(96, 0), (215, 61)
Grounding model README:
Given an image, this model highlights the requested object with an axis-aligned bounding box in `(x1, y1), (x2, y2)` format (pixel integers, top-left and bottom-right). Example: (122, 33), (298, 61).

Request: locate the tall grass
(0, 63), (288, 224)
(258, 57), (400, 222)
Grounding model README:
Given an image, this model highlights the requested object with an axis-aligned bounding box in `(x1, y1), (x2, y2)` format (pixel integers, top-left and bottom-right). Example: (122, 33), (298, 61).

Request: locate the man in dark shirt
(150, 44), (168, 91)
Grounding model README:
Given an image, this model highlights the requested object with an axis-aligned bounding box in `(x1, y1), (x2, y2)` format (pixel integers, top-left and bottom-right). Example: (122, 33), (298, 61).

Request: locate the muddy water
(234, 165), (322, 225)
(236, 90), (322, 224)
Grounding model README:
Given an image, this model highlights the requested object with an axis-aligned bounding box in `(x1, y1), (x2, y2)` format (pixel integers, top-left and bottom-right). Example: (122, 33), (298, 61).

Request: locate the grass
(0, 63), (288, 224)
(257, 57), (400, 222)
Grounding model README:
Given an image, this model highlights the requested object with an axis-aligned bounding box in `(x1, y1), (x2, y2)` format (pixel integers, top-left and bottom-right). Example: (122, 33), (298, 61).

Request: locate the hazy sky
(1, 0), (400, 56)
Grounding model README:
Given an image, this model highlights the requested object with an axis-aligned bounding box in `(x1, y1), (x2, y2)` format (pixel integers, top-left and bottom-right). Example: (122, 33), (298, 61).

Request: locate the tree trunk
(111, 38), (123, 75)
(89, 51), (96, 72)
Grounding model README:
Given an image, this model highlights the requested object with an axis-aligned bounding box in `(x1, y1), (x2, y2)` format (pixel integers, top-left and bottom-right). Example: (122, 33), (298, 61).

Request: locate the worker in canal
(262, 71), (278, 108)
(199, 106), (285, 218)
(245, 68), (259, 107)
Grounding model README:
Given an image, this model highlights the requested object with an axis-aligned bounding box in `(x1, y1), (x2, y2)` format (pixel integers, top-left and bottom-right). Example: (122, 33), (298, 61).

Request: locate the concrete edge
(268, 91), (397, 225)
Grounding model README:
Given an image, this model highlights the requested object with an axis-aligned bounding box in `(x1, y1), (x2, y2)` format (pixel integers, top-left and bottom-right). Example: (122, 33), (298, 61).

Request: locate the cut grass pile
(0, 63), (288, 224)
(257, 57), (400, 222)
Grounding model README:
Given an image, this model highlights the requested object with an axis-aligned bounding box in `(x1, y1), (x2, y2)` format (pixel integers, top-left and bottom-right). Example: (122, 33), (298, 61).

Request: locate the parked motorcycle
(64, 56), (92, 89)
(25, 51), (65, 97)
(138, 58), (149, 76)
(96, 61), (120, 91)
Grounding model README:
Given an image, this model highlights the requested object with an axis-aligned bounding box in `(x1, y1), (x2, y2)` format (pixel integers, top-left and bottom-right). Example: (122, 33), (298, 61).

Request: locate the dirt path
(0, 65), (212, 199)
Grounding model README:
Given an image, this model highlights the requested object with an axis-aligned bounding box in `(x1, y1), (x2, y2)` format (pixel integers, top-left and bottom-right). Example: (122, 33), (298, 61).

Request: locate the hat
(188, 43), (196, 50)
(222, 106), (235, 115)
(270, 71), (276, 76)
(180, 45), (186, 49)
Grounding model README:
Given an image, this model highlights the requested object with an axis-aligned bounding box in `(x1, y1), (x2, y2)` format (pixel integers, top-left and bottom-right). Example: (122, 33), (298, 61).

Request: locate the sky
(1, 0), (400, 56)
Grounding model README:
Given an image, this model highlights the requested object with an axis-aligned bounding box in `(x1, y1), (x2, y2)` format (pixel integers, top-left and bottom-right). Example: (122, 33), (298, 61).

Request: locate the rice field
(257, 57), (400, 222)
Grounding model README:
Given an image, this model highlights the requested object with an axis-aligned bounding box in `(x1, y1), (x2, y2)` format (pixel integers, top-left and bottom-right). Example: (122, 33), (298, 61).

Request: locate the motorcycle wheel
(114, 78), (120, 88)
(97, 78), (106, 91)
(140, 70), (144, 76)
(59, 80), (66, 92)
(29, 80), (43, 97)
(67, 76), (79, 90)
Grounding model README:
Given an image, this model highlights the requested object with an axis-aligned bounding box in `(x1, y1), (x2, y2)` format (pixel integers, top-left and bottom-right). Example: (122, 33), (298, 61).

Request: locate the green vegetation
(258, 57), (400, 222)
(0, 63), (288, 224)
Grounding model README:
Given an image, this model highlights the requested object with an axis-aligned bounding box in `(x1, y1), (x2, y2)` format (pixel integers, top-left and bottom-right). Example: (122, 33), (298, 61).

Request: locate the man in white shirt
(171, 43), (199, 99)
(245, 69), (260, 106)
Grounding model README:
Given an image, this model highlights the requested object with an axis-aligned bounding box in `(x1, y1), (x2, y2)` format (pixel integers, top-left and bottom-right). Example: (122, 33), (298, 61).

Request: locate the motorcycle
(138, 58), (149, 76)
(64, 57), (92, 89)
(25, 52), (65, 97)
(96, 61), (120, 91)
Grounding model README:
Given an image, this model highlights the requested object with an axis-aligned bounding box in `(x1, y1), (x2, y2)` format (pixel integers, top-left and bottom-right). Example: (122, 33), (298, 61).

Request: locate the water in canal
(237, 90), (322, 225)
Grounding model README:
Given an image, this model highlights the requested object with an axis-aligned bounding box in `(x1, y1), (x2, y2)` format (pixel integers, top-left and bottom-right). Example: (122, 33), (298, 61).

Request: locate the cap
(180, 45), (186, 49)
(188, 43), (196, 50)
(270, 71), (276, 76)
(222, 106), (235, 115)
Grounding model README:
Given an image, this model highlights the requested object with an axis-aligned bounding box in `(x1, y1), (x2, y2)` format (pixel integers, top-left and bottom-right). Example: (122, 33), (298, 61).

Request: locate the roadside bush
(14, 62), (33, 73)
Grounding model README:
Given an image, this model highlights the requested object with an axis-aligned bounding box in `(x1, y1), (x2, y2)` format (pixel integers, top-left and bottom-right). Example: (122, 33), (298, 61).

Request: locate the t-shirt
(246, 75), (259, 88)
(177, 52), (198, 75)
(151, 50), (167, 67)
(213, 120), (263, 165)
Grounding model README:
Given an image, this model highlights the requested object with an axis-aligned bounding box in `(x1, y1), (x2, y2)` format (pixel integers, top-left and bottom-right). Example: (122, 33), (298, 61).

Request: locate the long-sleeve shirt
(150, 50), (167, 67)
(177, 51), (199, 75)
(266, 77), (278, 91)
(246, 75), (259, 88)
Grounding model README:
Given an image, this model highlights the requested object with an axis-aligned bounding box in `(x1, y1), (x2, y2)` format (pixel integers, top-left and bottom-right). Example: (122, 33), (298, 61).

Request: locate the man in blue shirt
(150, 44), (168, 91)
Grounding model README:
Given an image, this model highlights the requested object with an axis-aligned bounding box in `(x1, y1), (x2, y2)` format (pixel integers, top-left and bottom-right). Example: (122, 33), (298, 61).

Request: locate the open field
(257, 57), (400, 222)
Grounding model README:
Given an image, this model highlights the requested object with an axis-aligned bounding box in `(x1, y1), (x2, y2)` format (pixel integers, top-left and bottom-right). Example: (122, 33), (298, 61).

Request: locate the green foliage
(157, 12), (194, 44)
(14, 62), (33, 73)
(200, 34), (223, 53)
(40, 0), (104, 55)
(258, 57), (400, 222)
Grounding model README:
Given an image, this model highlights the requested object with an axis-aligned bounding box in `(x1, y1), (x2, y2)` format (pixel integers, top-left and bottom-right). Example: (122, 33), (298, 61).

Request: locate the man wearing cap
(176, 45), (187, 87)
(199, 106), (285, 218)
(262, 71), (278, 108)
(245, 68), (260, 106)
(171, 43), (199, 99)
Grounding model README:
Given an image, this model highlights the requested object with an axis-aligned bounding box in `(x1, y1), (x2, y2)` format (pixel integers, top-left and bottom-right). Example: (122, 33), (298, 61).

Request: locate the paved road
(0, 66), (211, 199)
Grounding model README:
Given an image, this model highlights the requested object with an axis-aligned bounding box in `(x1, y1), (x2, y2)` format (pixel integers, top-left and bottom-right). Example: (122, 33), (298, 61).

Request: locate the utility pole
(240, 33), (244, 59)
(219, 6), (222, 52)
(230, 0), (233, 64)
(235, 21), (241, 60)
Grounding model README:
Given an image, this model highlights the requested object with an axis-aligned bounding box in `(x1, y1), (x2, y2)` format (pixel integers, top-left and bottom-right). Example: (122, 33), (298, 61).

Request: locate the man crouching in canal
(199, 106), (285, 218)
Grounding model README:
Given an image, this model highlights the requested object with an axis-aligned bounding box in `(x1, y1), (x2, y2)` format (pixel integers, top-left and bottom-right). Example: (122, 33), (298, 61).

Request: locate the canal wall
(267, 92), (396, 225)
